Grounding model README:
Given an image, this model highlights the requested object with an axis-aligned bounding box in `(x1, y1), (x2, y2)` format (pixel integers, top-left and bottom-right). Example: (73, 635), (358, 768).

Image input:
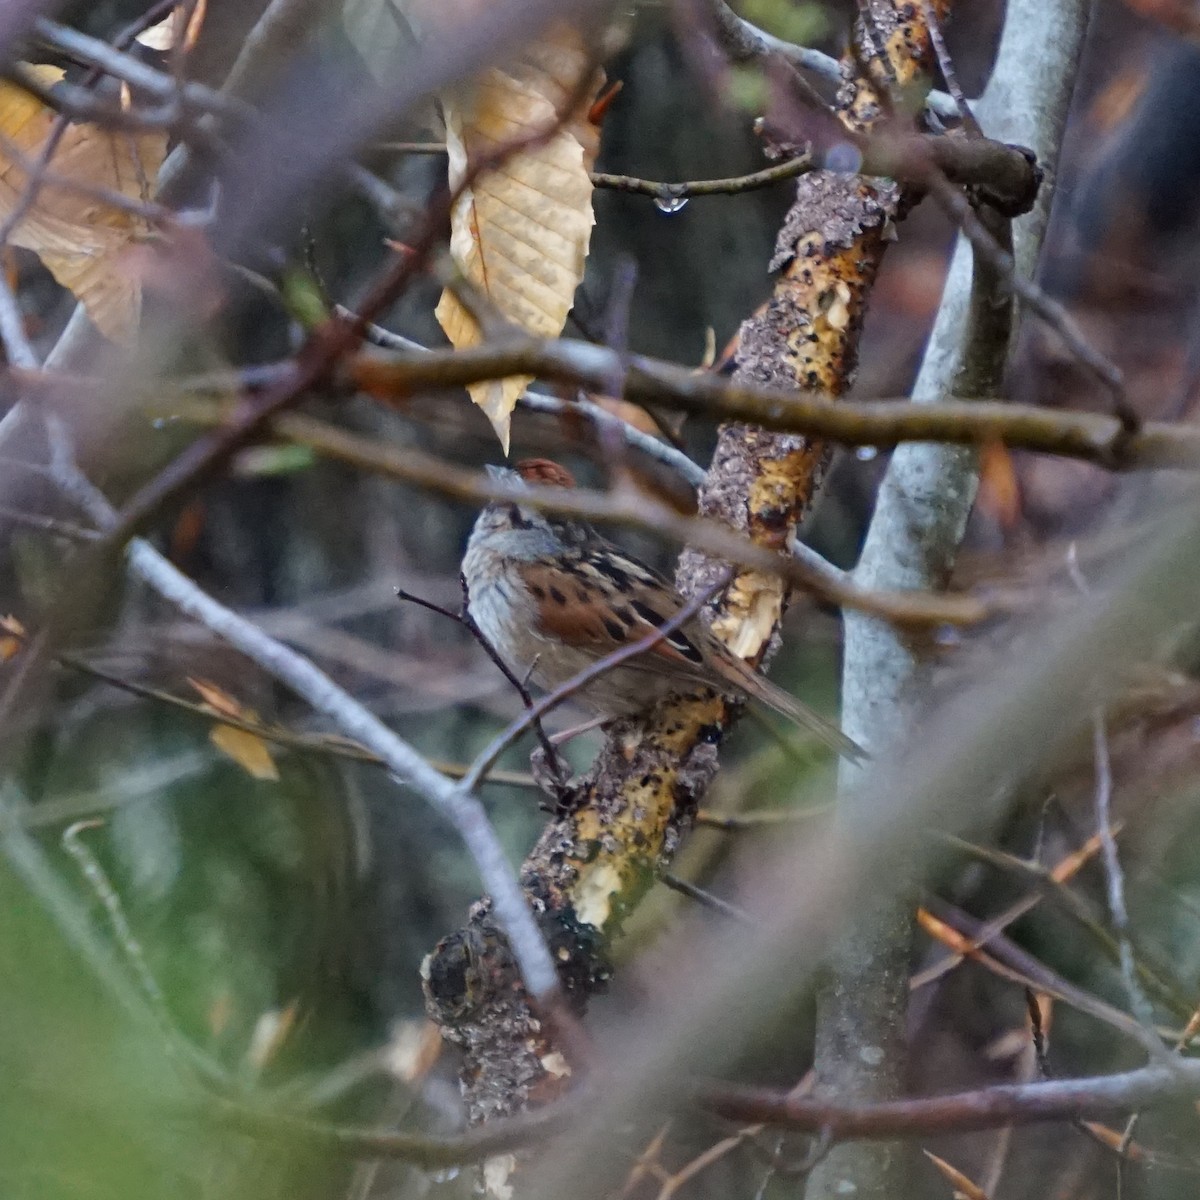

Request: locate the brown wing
(524, 553), (713, 677)
(525, 553), (863, 760)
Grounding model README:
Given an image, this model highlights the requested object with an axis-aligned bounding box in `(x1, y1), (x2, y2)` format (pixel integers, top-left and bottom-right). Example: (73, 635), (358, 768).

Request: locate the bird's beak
(485, 464), (519, 487)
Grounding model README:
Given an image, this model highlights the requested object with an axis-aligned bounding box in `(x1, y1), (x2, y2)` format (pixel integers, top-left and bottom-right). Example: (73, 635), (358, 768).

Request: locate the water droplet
(653, 190), (689, 214)
(855, 445), (878, 461)
(933, 625), (961, 647)
(431, 1167), (460, 1183)
(825, 141), (864, 174)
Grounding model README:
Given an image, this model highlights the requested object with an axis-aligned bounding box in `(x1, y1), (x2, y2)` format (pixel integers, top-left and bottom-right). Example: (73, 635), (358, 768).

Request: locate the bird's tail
(737, 666), (866, 762)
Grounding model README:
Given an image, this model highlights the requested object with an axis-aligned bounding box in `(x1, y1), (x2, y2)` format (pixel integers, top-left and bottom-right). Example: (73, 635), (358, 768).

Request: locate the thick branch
(348, 341), (1196, 467)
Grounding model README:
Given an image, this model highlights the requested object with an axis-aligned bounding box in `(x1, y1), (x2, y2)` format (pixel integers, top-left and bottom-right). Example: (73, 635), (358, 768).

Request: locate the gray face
(478, 465), (556, 540)
(467, 467), (560, 560)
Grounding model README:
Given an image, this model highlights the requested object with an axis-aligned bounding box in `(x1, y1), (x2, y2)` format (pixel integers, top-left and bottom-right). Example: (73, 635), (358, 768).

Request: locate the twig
(397, 585), (569, 785)
(591, 155), (812, 199)
(930, 177), (1135, 432)
(922, 899), (1167, 1056)
(48, 647), (537, 789)
(695, 1058), (1200, 1139)
(237, 414), (1002, 628)
(918, 0), (980, 135)
(694, 805), (829, 830)
(936, 830), (1191, 1018)
(61, 818), (171, 1018)
(515, 391), (706, 486)
(661, 872), (750, 923)
(347, 341), (1163, 468)
(0, 503), (101, 541)
(1092, 709), (1169, 1059)
(332, 306), (424, 353)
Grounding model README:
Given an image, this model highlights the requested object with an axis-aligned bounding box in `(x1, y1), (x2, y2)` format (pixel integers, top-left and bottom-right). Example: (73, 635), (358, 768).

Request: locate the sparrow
(462, 458), (860, 759)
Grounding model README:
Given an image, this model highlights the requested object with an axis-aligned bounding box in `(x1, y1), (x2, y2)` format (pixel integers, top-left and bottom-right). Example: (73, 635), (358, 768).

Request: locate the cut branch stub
(423, 0), (954, 1181)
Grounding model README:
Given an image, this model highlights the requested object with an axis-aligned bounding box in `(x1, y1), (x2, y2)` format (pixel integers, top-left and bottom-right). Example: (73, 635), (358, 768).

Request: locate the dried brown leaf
(435, 25), (601, 450)
(0, 66), (166, 341)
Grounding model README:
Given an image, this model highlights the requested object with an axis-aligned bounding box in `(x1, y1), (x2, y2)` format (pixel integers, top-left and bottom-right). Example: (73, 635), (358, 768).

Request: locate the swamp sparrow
(462, 459), (859, 758)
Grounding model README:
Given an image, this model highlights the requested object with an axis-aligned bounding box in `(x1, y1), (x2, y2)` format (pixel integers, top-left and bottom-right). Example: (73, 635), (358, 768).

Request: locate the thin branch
(44, 443), (561, 1001)
(61, 818), (171, 1018)
(918, 0), (980, 135)
(661, 872), (751, 922)
(930, 177), (1134, 431)
(123, 538), (561, 999)
(48, 647), (537, 789)
(699, 0), (960, 120)
(397, 584), (570, 785)
(1092, 709), (1169, 1057)
(592, 155), (812, 199)
(696, 1060), (1200, 1139)
(694, 805), (829, 830)
(936, 830), (1191, 1018)
(922, 899), (1167, 1056)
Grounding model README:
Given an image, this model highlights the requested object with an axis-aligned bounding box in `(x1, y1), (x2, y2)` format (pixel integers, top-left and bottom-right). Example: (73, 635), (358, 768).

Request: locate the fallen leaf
(435, 25), (602, 450)
(0, 66), (166, 341)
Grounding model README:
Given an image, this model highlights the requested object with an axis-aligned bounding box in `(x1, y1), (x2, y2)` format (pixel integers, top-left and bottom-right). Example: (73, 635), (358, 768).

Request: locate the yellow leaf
(210, 724), (280, 782)
(188, 675), (242, 717)
(0, 66), (166, 342)
(435, 26), (601, 451)
(187, 677), (280, 781)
